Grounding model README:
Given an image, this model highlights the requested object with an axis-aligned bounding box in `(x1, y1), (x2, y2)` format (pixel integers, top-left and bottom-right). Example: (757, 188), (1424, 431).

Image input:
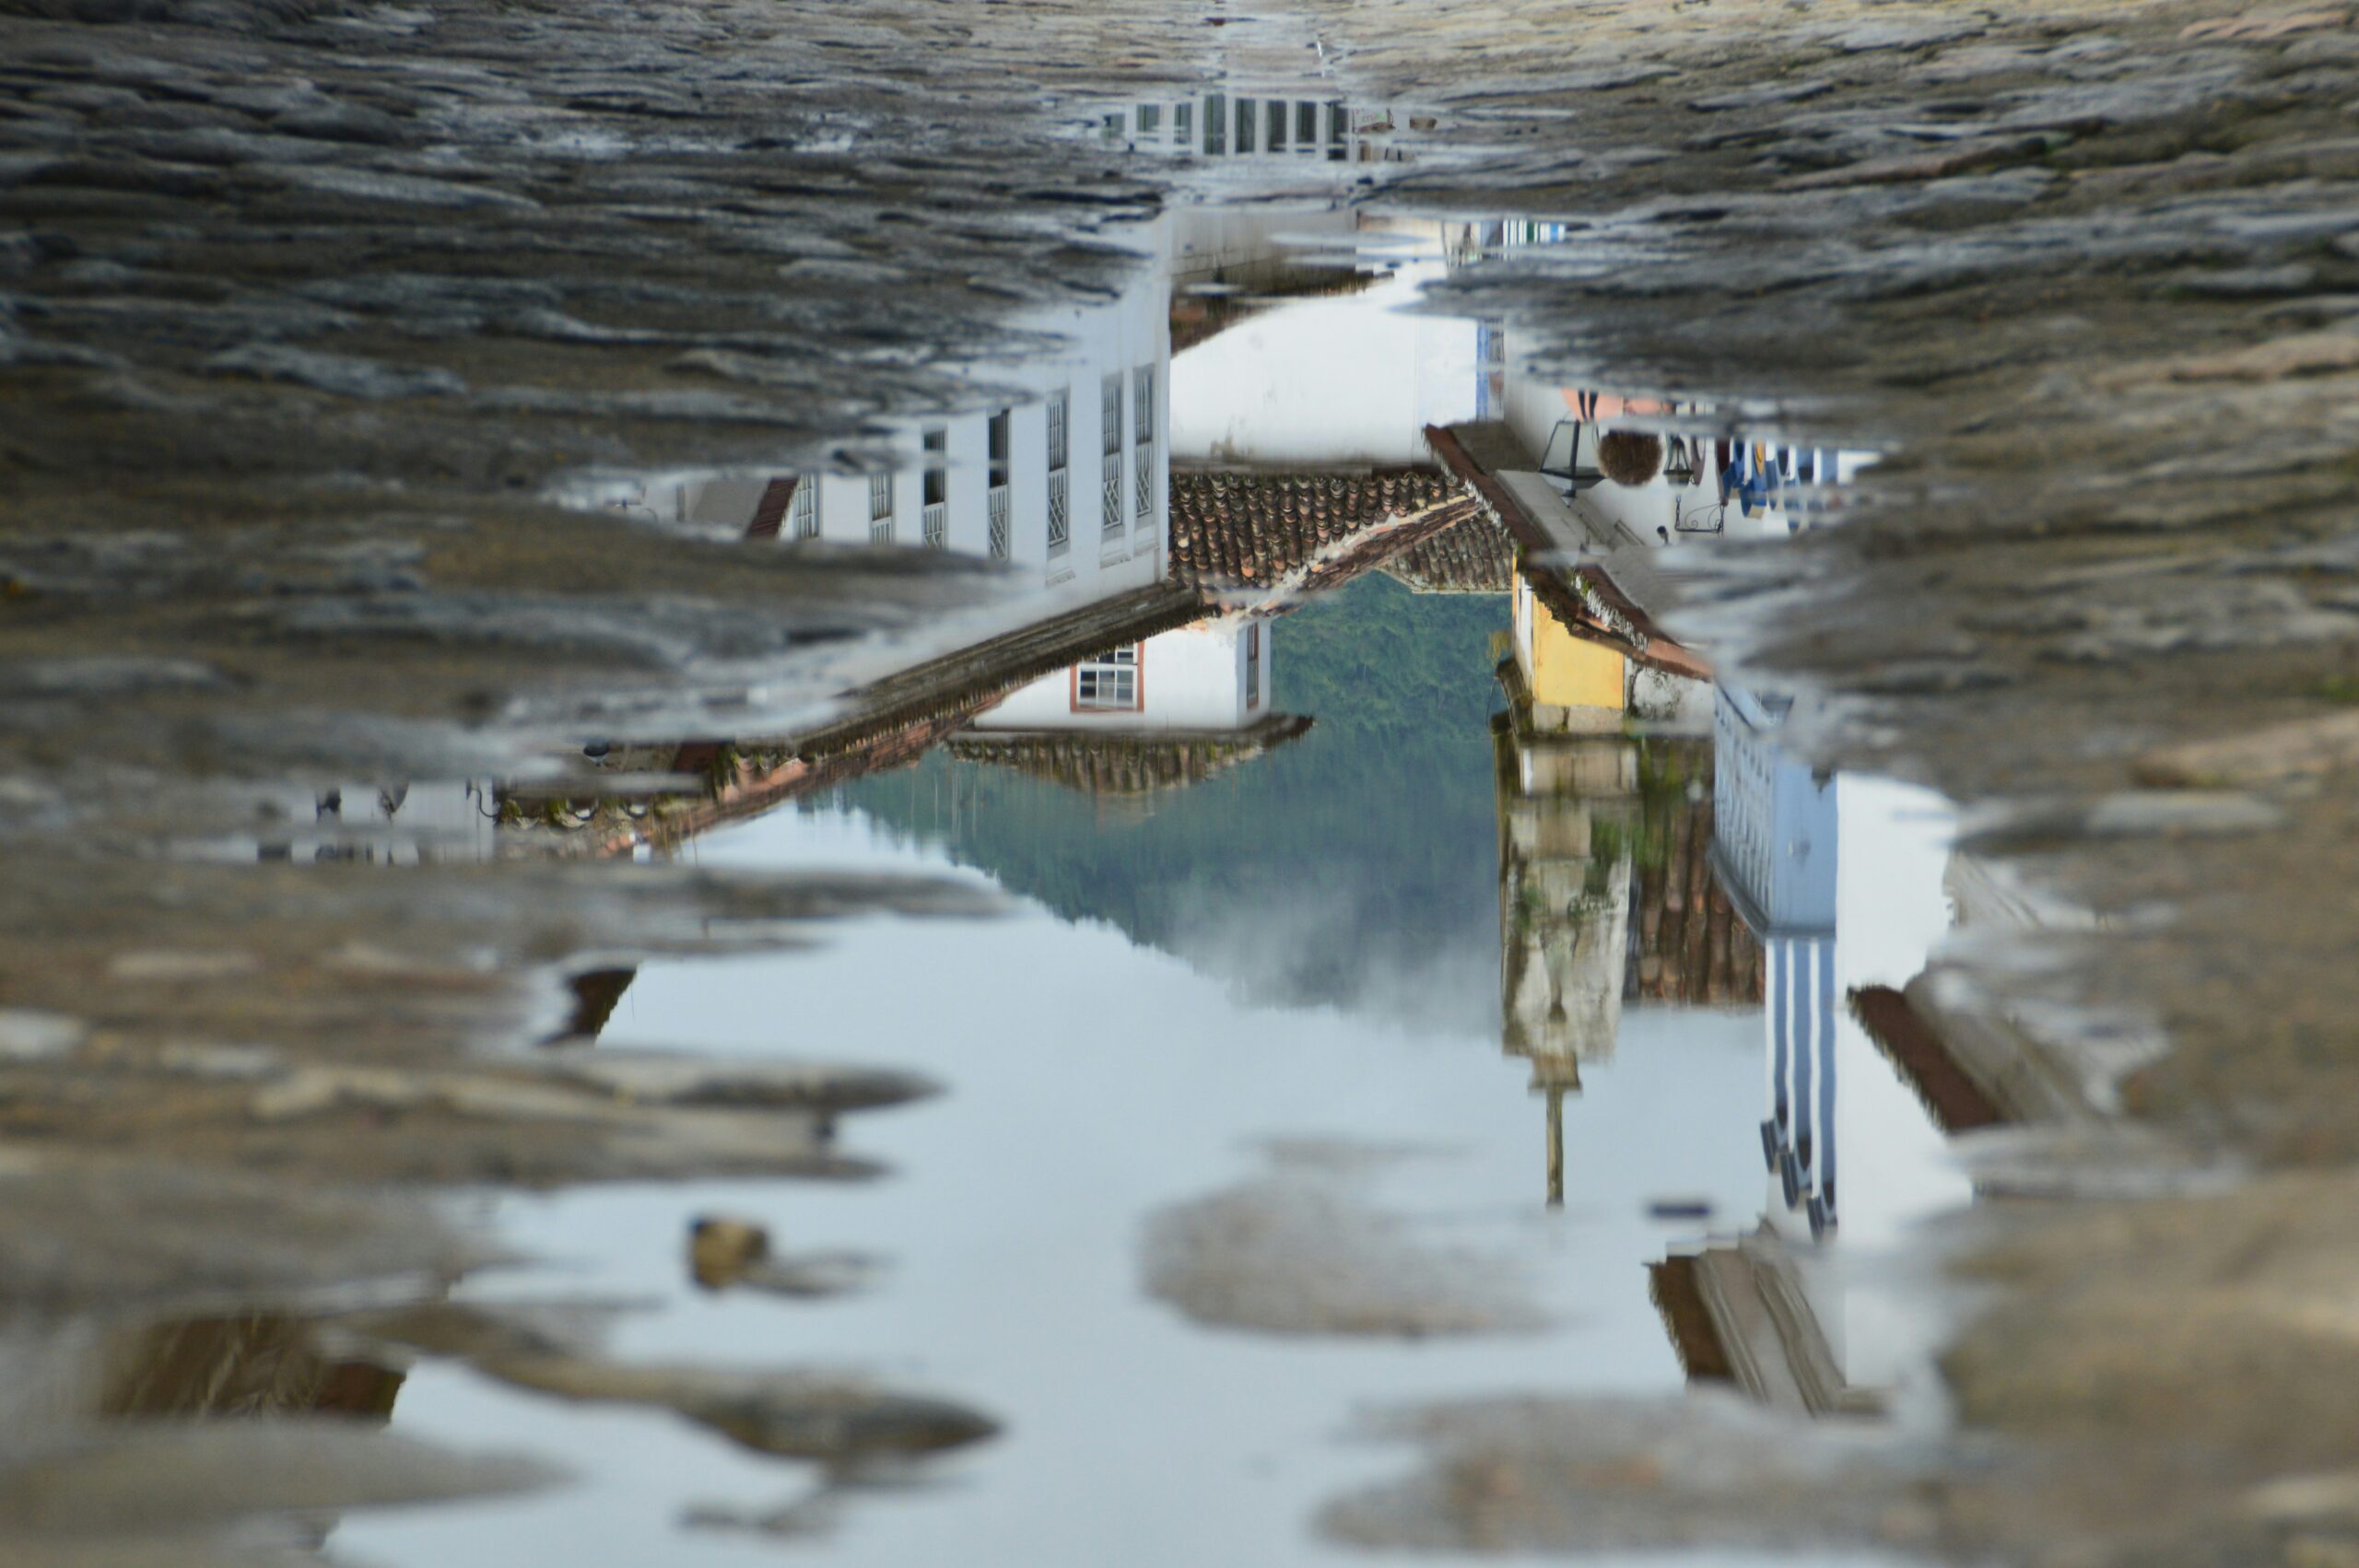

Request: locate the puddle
(343, 204), (1983, 1553)
(0, 55), (2110, 1568)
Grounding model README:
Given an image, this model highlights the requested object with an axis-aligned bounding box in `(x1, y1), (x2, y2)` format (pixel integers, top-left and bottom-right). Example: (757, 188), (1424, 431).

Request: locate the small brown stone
(688, 1214), (769, 1290)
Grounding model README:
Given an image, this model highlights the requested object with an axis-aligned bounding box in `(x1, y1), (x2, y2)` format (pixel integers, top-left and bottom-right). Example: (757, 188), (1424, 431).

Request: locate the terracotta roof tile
(946, 713), (1315, 804)
(1168, 469), (1466, 591)
(1380, 510), (1517, 593)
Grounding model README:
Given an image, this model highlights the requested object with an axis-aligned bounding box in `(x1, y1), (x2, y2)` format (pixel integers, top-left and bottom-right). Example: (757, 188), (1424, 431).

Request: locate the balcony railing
(1048, 470), (1069, 553)
(922, 501), (946, 549)
(1102, 467), (1122, 535)
(1133, 445), (1152, 517)
(988, 484), (1010, 560)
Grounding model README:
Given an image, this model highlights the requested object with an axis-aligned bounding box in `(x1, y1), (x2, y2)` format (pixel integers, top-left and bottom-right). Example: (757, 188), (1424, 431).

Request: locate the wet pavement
(12, 0), (2359, 1563)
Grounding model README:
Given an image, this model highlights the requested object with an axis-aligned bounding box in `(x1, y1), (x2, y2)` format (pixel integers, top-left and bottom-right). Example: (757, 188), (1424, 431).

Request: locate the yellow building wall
(1529, 598), (1626, 711)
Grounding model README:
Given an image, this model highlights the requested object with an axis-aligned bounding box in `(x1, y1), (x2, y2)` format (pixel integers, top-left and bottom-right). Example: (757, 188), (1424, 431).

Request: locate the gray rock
(6, 657), (228, 696)
(202, 341), (465, 398)
(271, 163), (536, 208)
(0, 230), (39, 276)
(2171, 263), (2322, 298)
(270, 101), (407, 145)
(1829, 18), (1989, 53)
(0, 155), (62, 190)
(1689, 78), (1833, 113)
(1143, 1168), (1543, 1338)
(109, 126), (346, 165)
(2212, 208), (2359, 243)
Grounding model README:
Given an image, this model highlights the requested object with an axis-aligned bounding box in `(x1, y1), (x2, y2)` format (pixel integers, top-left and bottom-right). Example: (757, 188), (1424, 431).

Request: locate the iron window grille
(1047, 392), (1069, 555)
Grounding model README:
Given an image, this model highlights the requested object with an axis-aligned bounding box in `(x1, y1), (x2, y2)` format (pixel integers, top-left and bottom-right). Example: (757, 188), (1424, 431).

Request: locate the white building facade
(971, 618), (1270, 735)
(602, 216), (1176, 601)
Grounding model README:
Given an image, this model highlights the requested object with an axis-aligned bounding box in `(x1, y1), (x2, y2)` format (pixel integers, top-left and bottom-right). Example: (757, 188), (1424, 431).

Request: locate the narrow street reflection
(297, 188), (2004, 1560)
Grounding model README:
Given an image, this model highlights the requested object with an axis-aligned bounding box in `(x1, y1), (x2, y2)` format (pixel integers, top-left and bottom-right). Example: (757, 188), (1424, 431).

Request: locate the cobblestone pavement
(11, 0), (2359, 1560)
(1277, 2), (2359, 1562)
(0, 0), (1220, 1553)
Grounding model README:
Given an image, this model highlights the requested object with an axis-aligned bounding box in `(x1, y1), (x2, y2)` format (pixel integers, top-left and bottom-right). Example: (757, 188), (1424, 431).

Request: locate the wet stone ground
(8, 0), (2359, 1562)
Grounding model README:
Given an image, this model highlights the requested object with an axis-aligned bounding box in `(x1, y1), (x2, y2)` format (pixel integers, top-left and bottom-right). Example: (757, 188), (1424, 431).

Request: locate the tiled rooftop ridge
(1169, 470), (1467, 589)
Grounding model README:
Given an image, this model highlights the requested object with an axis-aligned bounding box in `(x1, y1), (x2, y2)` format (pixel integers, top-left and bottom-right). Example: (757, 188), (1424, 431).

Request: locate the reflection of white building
(1666, 681), (1970, 1418)
(955, 617), (1310, 812)
(1172, 244), (1483, 469)
(599, 216), (1174, 599)
(971, 618), (1271, 735)
(244, 781), (504, 866)
(1499, 386), (1874, 549)
(1102, 94), (1418, 164)
(1711, 684), (1839, 1235)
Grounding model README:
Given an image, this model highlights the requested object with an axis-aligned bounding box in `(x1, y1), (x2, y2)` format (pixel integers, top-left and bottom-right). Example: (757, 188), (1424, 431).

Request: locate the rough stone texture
(0, 0), (1210, 790)
(1266, 0), (2359, 1560)
(0, 0), (1221, 1523)
(14, 0), (2359, 1557)
(1143, 1144), (1545, 1337)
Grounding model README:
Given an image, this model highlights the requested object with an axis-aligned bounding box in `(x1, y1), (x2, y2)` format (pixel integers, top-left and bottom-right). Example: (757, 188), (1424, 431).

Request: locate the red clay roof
(1381, 509), (1517, 593)
(946, 713), (1316, 800)
(1169, 470), (1466, 589)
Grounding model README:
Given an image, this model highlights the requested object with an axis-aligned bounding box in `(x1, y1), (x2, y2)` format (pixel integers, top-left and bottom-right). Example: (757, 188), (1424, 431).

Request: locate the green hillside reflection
(824, 574), (1510, 1031)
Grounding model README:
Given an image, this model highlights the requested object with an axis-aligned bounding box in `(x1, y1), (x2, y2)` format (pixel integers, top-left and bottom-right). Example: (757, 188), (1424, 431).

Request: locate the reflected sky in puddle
(338, 621), (1976, 1562)
(255, 85), (1989, 1565)
(341, 797), (1942, 1565)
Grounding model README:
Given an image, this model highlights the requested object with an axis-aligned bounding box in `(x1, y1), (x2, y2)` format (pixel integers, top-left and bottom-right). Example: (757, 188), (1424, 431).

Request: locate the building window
(791, 475), (818, 539)
(1047, 391), (1070, 555)
(1175, 100), (1192, 144)
(1134, 367), (1156, 517)
(1235, 98), (1255, 154)
(868, 469), (892, 544)
(1245, 621), (1261, 708)
(987, 410), (1011, 560)
(921, 428), (947, 508)
(1137, 104), (1160, 135)
(1101, 371), (1123, 533)
(1266, 99), (1287, 151)
(1204, 93), (1225, 155)
(921, 427), (947, 549)
(1297, 101), (1318, 146)
(1074, 645), (1140, 710)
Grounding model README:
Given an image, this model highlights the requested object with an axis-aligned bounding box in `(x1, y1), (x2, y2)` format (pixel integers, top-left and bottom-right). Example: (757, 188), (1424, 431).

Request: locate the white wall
(1170, 207), (1358, 292)
(611, 215), (1175, 601)
(1806, 775), (1973, 1405)
(973, 619), (1262, 732)
(1830, 775), (1971, 1250)
(241, 780), (503, 865)
(1170, 261), (1479, 468)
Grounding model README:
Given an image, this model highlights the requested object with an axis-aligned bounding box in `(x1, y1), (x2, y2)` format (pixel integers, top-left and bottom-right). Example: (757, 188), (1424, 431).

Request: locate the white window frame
(1074, 644), (1141, 711)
